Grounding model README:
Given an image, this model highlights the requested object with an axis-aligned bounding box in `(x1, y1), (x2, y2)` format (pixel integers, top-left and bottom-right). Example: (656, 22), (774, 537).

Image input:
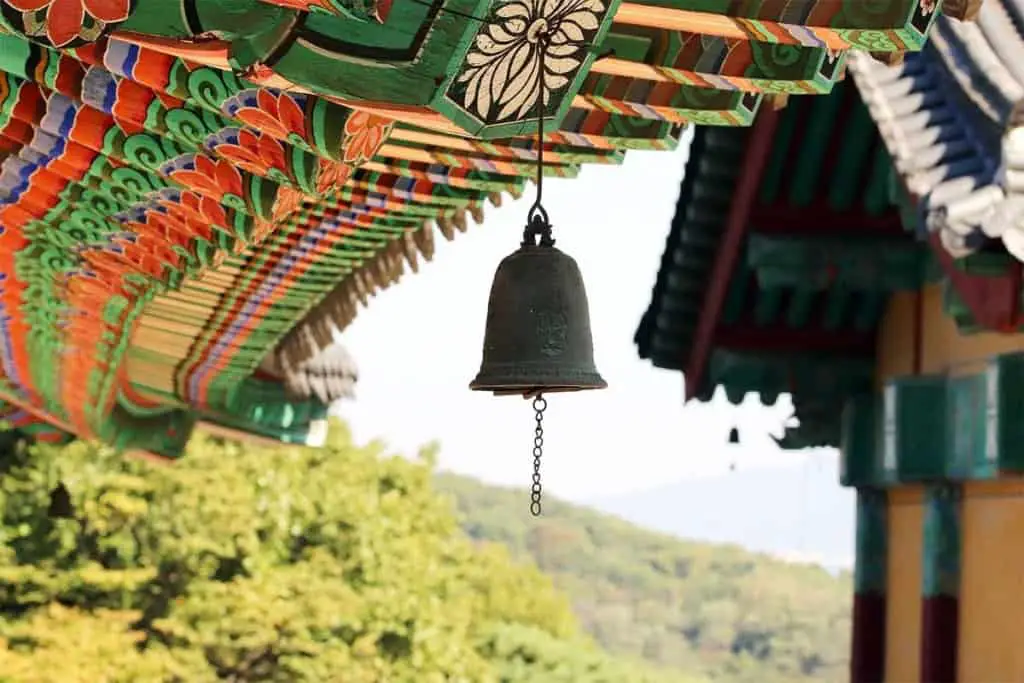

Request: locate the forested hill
(435, 472), (853, 683)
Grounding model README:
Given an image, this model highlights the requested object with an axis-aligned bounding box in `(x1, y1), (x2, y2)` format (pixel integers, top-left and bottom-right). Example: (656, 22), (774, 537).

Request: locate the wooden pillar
(851, 487), (887, 683)
(920, 484), (961, 683)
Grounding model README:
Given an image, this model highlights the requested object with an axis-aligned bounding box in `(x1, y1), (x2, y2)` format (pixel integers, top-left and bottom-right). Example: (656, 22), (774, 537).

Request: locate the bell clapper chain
(530, 393), (547, 516)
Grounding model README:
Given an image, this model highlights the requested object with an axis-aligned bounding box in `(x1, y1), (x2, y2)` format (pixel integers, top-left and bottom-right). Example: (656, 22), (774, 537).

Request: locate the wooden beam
(684, 108), (780, 401)
(196, 420), (292, 449)
(716, 323), (875, 356)
(0, 389), (170, 465)
(749, 204), (905, 238)
(928, 234), (1023, 332)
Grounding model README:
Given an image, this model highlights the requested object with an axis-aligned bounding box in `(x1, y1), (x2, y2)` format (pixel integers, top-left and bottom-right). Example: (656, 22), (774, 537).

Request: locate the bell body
(470, 244), (607, 395)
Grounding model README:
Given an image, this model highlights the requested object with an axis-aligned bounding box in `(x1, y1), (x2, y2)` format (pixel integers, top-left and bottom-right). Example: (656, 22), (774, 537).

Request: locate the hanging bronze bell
(728, 427), (740, 445)
(470, 215), (607, 395)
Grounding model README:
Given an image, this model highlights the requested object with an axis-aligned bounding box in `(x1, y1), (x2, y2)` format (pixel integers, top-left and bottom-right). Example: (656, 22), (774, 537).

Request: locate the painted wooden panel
(959, 479), (1024, 683)
(885, 485), (924, 683)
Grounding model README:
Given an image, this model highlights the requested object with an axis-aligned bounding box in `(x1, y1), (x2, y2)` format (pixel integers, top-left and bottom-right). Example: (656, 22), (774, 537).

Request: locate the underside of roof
(636, 3), (1024, 451)
(636, 81), (935, 449)
(0, 0), (954, 455)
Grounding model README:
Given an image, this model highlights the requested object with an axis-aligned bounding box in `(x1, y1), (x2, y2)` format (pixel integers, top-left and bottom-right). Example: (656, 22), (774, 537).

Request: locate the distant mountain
(436, 471), (852, 683)
(591, 456), (855, 572)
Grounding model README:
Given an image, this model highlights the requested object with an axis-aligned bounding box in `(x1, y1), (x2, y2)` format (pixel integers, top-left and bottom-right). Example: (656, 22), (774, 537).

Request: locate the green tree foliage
(435, 473), (853, 683)
(0, 424), (686, 682)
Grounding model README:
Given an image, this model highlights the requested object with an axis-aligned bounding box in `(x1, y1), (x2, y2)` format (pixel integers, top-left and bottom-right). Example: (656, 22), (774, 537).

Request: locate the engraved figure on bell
(536, 310), (568, 357)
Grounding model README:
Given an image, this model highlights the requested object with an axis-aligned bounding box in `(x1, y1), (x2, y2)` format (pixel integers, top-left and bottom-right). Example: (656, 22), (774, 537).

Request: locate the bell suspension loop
(521, 32), (555, 251)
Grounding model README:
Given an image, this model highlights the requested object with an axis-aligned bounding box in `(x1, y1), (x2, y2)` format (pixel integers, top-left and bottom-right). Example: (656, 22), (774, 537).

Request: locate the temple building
(637, 1), (1024, 680)
(0, 0), (1005, 679)
(0, 0), (957, 457)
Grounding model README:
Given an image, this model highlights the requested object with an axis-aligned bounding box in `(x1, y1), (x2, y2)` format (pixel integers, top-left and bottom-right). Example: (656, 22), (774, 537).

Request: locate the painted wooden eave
(0, 0), (971, 451)
(849, 0), (1024, 262)
(635, 81), (920, 449)
(683, 108), (780, 401)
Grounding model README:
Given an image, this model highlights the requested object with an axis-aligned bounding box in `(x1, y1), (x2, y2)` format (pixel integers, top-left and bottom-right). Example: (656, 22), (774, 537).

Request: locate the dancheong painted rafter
(0, 0), (968, 456)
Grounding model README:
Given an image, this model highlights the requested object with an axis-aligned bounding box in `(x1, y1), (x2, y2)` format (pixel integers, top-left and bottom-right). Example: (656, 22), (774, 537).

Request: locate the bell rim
(468, 374), (608, 394)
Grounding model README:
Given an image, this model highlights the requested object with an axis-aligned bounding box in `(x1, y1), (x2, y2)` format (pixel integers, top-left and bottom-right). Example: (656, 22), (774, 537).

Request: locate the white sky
(341, 135), (836, 504)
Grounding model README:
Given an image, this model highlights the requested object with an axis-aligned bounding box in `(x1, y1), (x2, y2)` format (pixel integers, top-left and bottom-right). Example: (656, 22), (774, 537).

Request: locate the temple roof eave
(0, 0), (963, 453)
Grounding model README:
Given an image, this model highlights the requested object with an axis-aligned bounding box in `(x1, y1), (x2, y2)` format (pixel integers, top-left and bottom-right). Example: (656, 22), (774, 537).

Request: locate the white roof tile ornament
(849, 2), (1024, 263)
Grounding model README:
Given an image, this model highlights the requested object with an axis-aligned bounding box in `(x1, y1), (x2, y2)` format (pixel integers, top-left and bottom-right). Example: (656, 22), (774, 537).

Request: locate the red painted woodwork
(851, 593), (886, 683)
(716, 323), (875, 356)
(749, 204), (904, 237)
(920, 595), (959, 683)
(928, 234), (1023, 332)
(684, 108), (781, 401)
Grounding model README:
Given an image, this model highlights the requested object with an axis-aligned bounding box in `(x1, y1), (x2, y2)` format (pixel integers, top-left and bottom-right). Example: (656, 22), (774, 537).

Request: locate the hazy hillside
(592, 456), (855, 571)
(436, 472), (852, 683)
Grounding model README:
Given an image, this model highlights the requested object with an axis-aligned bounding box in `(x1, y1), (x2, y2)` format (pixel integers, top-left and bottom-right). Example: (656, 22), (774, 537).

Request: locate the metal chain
(530, 394), (547, 517)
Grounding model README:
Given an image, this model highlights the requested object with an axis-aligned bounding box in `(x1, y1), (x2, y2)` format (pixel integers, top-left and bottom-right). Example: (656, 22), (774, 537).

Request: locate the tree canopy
(0, 424), (687, 682)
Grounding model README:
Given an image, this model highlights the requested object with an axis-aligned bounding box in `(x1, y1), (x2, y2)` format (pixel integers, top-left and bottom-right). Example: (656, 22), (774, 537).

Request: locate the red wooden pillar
(919, 485), (960, 683)
(851, 488), (887, 683)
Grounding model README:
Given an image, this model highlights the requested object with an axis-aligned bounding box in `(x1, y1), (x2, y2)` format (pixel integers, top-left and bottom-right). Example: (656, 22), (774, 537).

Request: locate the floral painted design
(164, 189), (233, 235)
(316, 158), (353, 195)
(207, 128), (289, 181)
(5, 0), (132, 48)
(453, 0), (605, 123)
(223, 89), (307, 147)
(161, 154), (244, 205)
(340, 110), (391, 165)
(269, 186), (304, 225)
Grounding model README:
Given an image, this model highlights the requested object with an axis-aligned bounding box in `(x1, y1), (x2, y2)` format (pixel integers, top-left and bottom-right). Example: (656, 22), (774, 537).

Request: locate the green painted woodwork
(838, 352), (1024, 489)
(945, 374), (989, 479)
(624, 0), (937, 52)
(881, 376), (948, 483)
(639, 79), (935, 450)
(747, 236), (925, 291)
(134, 0), (622, 138)
(841, 394), (881, 489)
(600, 27), (844, 95)
(976, 353), (1024, 475)
(0, 0), (936, 141)
(707, 350), (873, 449)
(0, 0), (956, 452)
(201, 378), (331, 446)
(921, 484), (961, 599)
(0, 0), (625, 138)
(853, 488), (887, 594)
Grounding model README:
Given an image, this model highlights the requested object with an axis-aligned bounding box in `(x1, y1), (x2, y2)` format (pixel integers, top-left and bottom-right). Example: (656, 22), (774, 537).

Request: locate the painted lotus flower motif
(456, 0), (604, 123)
(341, 111), (392, 165)
(167, 190), (229, 234)
(269, 185), (304, 224)
(163, 154), (244, 204)
(225, 89), (307, 145)
(316, 158), (353, 195)
(5, 0), (132, 47)
(209, 128), (289, 181)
